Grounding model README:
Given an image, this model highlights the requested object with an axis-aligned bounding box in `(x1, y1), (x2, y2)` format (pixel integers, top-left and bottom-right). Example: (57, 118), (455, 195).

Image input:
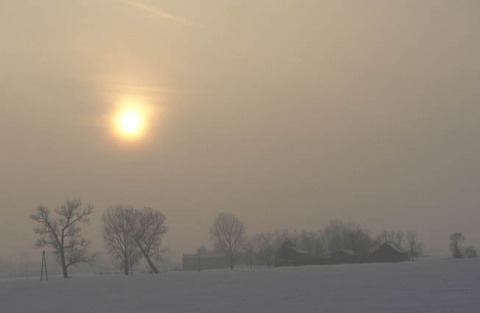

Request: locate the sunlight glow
(120, 111), (142, 134)
(114, 103), (148, 141)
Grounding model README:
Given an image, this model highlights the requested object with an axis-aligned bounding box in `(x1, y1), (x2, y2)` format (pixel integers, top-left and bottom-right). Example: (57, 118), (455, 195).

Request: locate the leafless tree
(30, 199), (94, 278)
(323, 219), (372, 256)
(406, 230), (424, 260)
(125, 207), (167, 273)
(463, 245), (477, 258)
(210, 212), (246, 270)
(296, 231), (325, 258)
(395, 231), (405, 248)
(272, 228), (292, 251)
(378, 230), (395, 244)
(249, 232), (275, 267)
(375, 230), (405, 249)
(449, 232), (465, 259)
(102, 205), (141, 275)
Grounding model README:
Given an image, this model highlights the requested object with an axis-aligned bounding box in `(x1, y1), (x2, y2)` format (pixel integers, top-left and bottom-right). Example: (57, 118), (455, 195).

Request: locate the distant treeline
(26, 198), (478, 277)
(203, 219), (425, 268)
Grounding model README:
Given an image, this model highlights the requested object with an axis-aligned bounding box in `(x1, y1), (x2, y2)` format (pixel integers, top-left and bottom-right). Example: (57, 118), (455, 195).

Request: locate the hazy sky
(1, 0), (479, 261)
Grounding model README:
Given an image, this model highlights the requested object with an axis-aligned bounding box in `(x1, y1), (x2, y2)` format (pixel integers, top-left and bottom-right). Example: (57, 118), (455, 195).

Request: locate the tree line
(210, 217), (426, 269)
(29, 198), (477, 277)
(30, 200), (166, 278)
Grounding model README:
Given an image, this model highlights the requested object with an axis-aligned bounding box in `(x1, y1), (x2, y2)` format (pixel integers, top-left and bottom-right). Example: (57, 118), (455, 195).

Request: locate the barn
(275, 245), (313, 266)
(369, 242), (408, 263)
(182, 254), (228, 271)
(330, 249), (363, 264)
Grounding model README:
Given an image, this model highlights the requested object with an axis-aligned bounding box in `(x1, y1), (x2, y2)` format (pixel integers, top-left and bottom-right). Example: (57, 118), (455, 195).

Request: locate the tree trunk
(60, 230), (69, 278)
(229, 251), (234, 270)
(60, 249), (69, 278)
(144, 254), (159, 273)
(123, 252), (130, 275)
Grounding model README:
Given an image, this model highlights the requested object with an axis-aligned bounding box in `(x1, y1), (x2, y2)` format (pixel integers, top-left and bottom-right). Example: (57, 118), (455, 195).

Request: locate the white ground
(1, 258), (479, 313)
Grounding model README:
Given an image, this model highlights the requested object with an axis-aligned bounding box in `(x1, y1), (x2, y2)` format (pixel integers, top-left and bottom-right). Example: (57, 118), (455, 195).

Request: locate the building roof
(330, 249), (361, 259)
(380, 242), (407, 254)
(291, 248), (311, 255)
(337, 249), (359, 256)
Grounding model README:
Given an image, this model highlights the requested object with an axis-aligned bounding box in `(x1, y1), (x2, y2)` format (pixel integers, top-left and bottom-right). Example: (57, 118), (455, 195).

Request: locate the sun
(115, 109), (145, 139)
(120, 111), (142, 134)
(111, 99), (158, 143)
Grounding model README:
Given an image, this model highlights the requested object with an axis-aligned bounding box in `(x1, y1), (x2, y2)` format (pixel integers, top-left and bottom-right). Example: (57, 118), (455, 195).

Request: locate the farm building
(369, 242), (408, 263)
(275, 243), (313, 267)
(182, 254), (228, 271)
(330, 249), (363, 264)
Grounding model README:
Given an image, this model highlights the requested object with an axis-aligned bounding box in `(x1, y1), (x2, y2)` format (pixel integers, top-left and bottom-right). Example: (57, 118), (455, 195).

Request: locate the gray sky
(1, 0), (479, 261)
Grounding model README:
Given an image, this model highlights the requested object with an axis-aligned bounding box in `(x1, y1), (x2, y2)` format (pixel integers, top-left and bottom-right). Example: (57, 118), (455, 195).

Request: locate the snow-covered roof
(383, 242), (407, 253)
(291, 248), (310, 255)
(336, 249), (360, 256)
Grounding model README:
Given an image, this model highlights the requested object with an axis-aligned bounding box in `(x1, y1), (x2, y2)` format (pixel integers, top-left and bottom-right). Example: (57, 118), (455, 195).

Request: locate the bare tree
(250, 232), (275, 267)
(242, 236), (255, 268)
(448, 232), (478, 259)
(125, 207), (167, 273)
(449, 232), (465, 259)
(296, 231), (325, 258)
(210, 212), (246, 270)
(405, 230), (424, 260)
(30, 199), (94, 278)
(102, 205), (141, 275)
(377, 230), (395, 244)
(395, 231), (405, 248)
(323, 219), (372, 256)
(272, 228), (293, 252)
(375, 230), (405, 249)
(463, 245), (477, 258)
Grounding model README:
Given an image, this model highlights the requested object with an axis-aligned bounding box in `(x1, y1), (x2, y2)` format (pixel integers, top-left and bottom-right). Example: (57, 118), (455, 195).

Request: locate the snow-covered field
(1, 258), (479, 313)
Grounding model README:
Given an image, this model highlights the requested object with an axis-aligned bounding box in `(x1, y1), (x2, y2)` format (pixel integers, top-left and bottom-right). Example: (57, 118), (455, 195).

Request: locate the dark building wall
(330, 250), (364, 264)
(274, 246), (313, 267)
(369, 244), (408, 263)
(182, 254), (228, 271)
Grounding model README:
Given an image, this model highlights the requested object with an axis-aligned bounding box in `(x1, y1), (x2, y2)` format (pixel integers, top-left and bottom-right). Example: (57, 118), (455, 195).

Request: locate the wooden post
(40, 251), (48, 281)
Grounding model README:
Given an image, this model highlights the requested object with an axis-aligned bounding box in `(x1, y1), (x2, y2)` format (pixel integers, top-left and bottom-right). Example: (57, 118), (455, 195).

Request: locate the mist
(1, 0), (479, 263)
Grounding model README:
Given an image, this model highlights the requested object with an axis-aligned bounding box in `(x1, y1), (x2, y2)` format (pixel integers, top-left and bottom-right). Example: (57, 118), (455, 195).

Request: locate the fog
(1, 0), (479, 262)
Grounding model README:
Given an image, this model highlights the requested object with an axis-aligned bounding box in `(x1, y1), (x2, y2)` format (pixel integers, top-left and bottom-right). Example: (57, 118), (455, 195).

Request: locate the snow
(1, 258), (480, 313)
